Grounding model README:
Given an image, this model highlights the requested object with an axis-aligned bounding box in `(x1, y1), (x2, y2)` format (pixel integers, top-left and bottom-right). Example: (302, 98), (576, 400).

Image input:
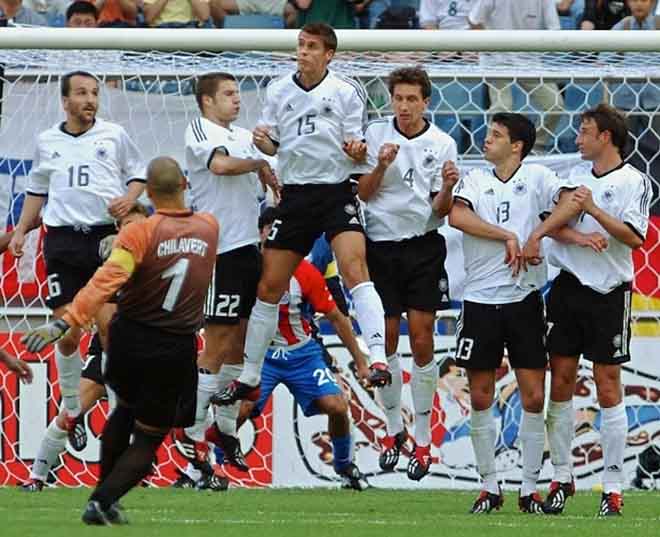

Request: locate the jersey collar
(591, 161), (625, 179)
(156, 209), (193, 217)
(393, 117), (430, 140)
(59, 119), (97, 138)
(492, 163), (522, 184)
(292, 70), (329, 92)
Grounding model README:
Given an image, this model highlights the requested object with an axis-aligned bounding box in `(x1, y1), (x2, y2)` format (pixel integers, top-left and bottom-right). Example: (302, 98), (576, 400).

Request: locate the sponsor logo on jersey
(513, 182), (527, 196)
(50, 151), (61, 159)
(286, 103), (294, 112)
(484, 188), (495, 196)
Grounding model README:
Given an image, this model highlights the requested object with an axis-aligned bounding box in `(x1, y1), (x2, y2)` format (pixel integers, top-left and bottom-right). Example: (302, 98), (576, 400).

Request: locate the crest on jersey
(513, 182), (527, 196)
(438, 278), (449, 293)
(422, 148), (437, 171)
(601, 188), (615, 205)
(612, 334), (622, 349)
(321, 97), (334, 116)
(344, 203), (357, 216)
(95, 144), (109, 160)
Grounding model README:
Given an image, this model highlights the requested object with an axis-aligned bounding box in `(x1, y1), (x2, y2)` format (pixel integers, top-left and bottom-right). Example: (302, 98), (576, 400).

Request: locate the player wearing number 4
(9, 71), (146, 453)
(22, 157), (218, 525)
(359, 67), (456, 481)
(522, 105), (651, 517)
(177, 72), (279, 472)
(211, 23), (392, 408)
(449, 113), (590, 514)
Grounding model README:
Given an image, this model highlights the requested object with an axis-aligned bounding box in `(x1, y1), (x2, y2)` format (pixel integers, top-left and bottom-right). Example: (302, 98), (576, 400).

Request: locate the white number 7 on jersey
(161, 258), (190, 311)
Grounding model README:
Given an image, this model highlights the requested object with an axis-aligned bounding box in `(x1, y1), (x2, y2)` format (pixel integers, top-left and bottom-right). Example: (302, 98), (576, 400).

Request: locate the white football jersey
(363, 117), (458, 241)
(27, 119), (145, 227)
(419, 0), (473, 29)
(454, 162), (559, 303)
(185, 117), (261, 255)
(547, 162), (651, 294)
(259, 70), (367, 186)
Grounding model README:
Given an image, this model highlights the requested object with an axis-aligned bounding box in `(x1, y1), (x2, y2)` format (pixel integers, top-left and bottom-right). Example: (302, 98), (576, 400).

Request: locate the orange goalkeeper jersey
(64, 209), (218, 335)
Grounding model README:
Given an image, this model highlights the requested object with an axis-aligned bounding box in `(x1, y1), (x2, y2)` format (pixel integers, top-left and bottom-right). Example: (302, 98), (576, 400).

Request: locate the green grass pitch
(0, 488), (658, 537)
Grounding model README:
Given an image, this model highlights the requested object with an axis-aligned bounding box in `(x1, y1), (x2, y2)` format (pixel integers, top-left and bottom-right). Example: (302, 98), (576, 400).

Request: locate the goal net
(0, 30), (658, 490)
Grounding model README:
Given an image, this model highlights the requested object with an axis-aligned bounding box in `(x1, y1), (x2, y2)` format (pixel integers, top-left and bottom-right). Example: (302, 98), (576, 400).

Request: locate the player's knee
(595, 374), (622, 407)
(521, 391), (545, 414)
(320, 396), (348, 417)
(470, 385), (495, 412)
(257, 278), (286, 304)
(409, 333), (434, 364)
(338, 257), (368, 290)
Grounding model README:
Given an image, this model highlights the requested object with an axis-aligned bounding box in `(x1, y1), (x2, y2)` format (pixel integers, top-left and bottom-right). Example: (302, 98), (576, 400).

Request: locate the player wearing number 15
(213, 23), (392, 407)
(9, 70), (146, 453)
(22, 157), (218, 525)
(359, 67), (457, 482)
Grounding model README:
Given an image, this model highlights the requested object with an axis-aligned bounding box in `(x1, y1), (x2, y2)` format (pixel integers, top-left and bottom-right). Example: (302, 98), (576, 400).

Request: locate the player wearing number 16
(22, 157), (218, 525)
(358, 67), (457, 482)
(9, 71), (146, 453)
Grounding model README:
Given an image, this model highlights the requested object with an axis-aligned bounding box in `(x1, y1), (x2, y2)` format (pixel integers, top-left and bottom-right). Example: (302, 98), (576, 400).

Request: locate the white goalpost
(0, 29), (658, 490)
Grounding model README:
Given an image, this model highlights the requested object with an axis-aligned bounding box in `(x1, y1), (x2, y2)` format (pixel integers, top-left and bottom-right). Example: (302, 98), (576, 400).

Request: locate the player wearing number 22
(9, 70), (146, 453)
(212, 23), (392, 407)
(359, 67), (457, 482)
(22, 157), (218, 525)
(450, 113), (577, 514)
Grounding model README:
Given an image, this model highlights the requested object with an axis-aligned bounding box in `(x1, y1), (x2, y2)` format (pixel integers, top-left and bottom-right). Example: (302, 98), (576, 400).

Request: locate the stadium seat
(223, 14), (284, 29)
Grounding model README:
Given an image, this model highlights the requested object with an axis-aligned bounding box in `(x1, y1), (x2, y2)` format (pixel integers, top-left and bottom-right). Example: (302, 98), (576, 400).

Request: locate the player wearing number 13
(22, 157), (218, 525)
(449, 113), (566, 514)
(9, 70), (146, 453)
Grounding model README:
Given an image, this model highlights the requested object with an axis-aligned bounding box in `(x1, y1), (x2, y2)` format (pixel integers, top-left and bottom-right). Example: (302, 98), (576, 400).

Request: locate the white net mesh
(0, 48), (658, 489)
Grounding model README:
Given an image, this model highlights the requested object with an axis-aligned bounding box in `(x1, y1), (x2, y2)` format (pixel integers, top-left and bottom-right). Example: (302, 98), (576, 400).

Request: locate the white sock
(31, 420), (67, 481)
(350, 282), (386, 365)
(185, 370), (221, 441)
(215, 364), (243, 436)
(520, 410), (545, 496)
(55, 347), (82, 417)
(547, 399), (574, 483)
(184, 462), (202, 481)
(411, 360), (438, 447)
(601, 401), (627, 494)
(239, 299), (279, 386)
(376, 353), (403, 435)
(470, 405), (498, 494)
(101, 352), (117, 411)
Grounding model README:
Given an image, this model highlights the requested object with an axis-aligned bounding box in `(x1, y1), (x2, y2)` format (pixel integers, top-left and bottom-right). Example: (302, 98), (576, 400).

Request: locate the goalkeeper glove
(21, 319), (70, 353)
(98, 234), (117, 262)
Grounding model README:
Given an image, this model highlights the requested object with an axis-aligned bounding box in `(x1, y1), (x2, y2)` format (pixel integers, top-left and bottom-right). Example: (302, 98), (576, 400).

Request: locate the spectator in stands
(143, 0), (210, 26)
(66, 0), (98, 26)
(469, 0), (564, 152)
(94, 0), (138, 26)
(294, 0), (364, 28)
(612, 0), (660, 190)
(556, 0), (586, 28)
(0, 0), (47, 24)
(210, 0), (297, 27)
(420, 0), (471, 29)
(580, 0), (629, 29)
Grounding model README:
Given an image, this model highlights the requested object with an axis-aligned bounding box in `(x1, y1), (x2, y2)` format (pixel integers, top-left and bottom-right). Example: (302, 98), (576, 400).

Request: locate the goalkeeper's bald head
(146, 157), (187, 207)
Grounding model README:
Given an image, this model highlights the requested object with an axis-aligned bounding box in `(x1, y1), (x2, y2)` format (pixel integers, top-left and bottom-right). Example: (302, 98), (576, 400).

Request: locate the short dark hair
(258, 206), (280, 230)
(61, 70), (98, 97)
(66, 1), (98, 22)
(194, 72), (237, 111)
(580, 104), (629, 155)
(491, 112), (536, 160)
(388, 66), (432, 100)
(300, 23), (338, 52)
